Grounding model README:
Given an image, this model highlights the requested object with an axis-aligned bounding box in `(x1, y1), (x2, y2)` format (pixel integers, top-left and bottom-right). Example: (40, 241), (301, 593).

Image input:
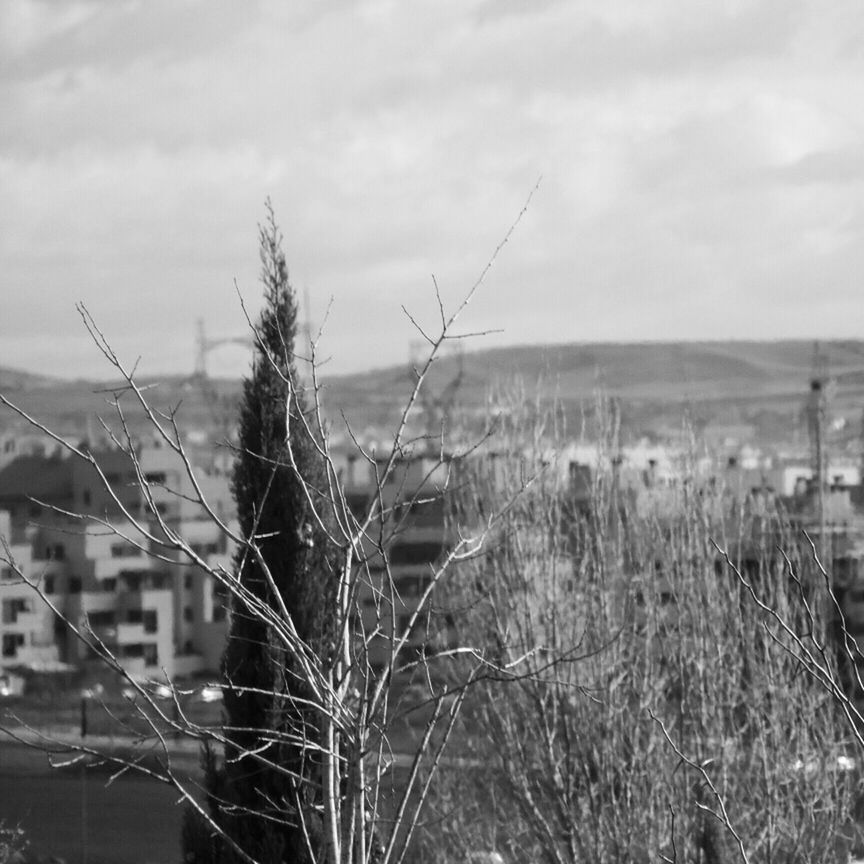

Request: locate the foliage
(0, 187), (544, 864)
(0, 824), (26, 864)
(180, 201), (337, 863)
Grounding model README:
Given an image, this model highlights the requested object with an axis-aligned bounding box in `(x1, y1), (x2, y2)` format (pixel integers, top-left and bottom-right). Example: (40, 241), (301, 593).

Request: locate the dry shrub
(420, 404), (862, 864)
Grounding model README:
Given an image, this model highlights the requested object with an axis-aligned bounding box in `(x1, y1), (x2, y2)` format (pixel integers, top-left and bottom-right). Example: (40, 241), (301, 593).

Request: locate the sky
(2, 0), (864, 380)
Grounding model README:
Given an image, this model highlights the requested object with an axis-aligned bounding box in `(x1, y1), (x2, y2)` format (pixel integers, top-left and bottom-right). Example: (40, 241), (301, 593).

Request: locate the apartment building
(0, 443), (233, 680)
(1, 438), (460, 681)
(342, 451), (456, 669)
(0, 511), (57, 669)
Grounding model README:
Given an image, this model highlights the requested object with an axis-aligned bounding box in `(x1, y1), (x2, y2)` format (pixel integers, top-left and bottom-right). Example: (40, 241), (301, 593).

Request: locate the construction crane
(193, 319), (254, 379)
(188, 320), (254, 455)
(191, 298), (315, 451)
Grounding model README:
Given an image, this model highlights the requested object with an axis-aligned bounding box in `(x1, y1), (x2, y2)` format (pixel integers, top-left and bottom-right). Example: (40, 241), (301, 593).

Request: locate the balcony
(88, 625), (117, 645)
(116, 622), (146, 643)
(388, 540), (445, 568)
(8, 612), (42, 631)
(115, 656), (147, 680)
(79, 592), (118, 613)
(94, 556), (153, 580)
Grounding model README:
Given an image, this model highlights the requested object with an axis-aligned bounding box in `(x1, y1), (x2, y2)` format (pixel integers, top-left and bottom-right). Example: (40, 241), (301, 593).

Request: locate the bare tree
(14, 191), (854, 864)
(424, 399), (863, 864)
(0, 192), (539, 864)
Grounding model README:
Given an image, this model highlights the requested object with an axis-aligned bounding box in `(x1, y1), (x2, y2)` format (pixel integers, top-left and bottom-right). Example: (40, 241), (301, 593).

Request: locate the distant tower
(806, 341), (829, 491)
(806, 341), (832, 562)
(194, 318), (208, 378)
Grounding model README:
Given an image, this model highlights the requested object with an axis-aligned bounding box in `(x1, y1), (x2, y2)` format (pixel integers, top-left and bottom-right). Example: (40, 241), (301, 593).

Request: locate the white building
(0, 444), (234, 680)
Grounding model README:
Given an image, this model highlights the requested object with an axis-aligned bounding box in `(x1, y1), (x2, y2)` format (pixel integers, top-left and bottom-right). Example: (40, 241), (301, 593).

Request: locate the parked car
(198, 685), (223, 702)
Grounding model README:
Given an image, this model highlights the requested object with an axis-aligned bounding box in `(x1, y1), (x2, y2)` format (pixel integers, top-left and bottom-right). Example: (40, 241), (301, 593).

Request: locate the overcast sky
(2, 0), (863, 380)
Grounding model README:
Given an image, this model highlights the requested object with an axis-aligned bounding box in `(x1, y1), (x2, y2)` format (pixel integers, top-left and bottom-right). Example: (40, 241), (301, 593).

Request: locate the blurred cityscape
(3, 338), (864, 691)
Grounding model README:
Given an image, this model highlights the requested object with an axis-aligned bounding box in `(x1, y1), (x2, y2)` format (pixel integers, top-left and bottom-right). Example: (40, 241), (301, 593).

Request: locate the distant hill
(2, 339), (863, 451)
(0, 367), (67, 391)
(325, 339), (864, 437)
(330, 339), (864, 402)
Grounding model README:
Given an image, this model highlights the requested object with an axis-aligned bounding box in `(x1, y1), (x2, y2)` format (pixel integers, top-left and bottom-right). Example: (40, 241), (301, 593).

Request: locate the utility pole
(194, 318), (207, 378)
(807, 342), (829, 564)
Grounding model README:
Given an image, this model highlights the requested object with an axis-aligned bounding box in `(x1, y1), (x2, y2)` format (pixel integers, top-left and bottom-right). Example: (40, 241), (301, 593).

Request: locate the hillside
(324, 339), (864, 448)
(330, 339), (864, 403)
(2, 339), (863, 453)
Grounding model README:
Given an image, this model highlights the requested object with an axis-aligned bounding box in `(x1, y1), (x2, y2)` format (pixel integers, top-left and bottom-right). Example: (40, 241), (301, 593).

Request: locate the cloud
(2, 0), (864, 379)
(779, 149), (864, 185)
(462, 0), (805, 98)
(0, 0), (261, 82)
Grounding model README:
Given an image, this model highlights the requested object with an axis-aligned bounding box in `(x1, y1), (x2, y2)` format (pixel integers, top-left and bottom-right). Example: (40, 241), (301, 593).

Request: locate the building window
(143, 644), (158, 666)
(2, 633), (25, 658)
(44, 574), (55, 594)
(389, 542), (443, 567)
(2, 598), (33, 624)
(68, 576), (82, 594)
(111, 543), (141, 559)
(149, 573), (167, 590)
(143, 610), (158, 634)
(347, 493), (369, 518)
(121, 572), (141, 591)
(212, 581), (228, 622)
(184, 573), (193, 590)
(144, 472), (166, 485)
(127, 609), (143, 624)
(46, 544), (65, 561)
(0, 567), (12, 581)
(183, 606), (193, 623)
(406, 498), (444, 528)
(82, 489), (91, 507)
(400, 574), (432, 597)
(87, 611), (115, 627)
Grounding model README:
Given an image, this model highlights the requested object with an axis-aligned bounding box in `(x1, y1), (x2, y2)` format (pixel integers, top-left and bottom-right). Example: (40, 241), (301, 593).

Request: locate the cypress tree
(184, 202), (334, 864)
